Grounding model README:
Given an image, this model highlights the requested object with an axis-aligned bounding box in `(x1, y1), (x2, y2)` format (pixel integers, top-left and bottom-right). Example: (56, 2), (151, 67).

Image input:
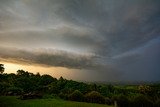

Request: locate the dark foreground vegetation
(0, 64), (160, 107)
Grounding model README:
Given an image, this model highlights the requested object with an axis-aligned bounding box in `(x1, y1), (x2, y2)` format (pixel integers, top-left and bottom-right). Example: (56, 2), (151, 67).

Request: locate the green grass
(0, 96), (113, 107)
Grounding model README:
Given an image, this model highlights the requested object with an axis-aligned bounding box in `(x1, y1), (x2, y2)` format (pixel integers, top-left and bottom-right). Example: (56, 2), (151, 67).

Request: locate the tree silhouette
(0, 64), (4, 74)
(68, 90), (84, 102)
(0, 67), (159, 105)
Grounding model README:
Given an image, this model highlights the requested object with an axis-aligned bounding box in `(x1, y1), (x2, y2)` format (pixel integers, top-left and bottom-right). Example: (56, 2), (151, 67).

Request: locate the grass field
(0, 96), (113, 107)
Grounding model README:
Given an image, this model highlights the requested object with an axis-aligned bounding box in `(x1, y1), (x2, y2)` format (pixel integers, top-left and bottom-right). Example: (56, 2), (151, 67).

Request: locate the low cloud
(0, 46), (97, 69)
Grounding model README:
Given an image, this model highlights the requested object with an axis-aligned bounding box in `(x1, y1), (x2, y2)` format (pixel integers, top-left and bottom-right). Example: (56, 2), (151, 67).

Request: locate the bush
(0, 82), (10, 95)
(42, 94), (54, 99)
(138, 85), (152, 95)
(112, 95), (130, 107)
(6, 87), (23, 95)
(20, 92), (43, 100)
(68, 90), (84, 102)
(105, 97), (112, 105)
(154, 99), (160, 107)
(131, 95), (154, 107)
(85, 91), (105, 104)
(59, 92), (68, 100)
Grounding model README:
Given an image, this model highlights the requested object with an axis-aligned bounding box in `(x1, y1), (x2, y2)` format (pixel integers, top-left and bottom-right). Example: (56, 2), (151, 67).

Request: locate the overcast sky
(0, 0), (160, 82)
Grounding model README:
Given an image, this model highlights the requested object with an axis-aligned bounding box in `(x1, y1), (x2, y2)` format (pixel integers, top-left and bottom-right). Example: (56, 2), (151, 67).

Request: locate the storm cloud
(0, 0), (160, 81)
(0, 46), (98, 69)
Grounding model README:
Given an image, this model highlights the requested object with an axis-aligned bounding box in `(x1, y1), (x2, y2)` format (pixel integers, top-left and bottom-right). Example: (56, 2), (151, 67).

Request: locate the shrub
(20, 92), (43, 100)
(0, 82), (9, 95)
(39, 75), (57, 86)
(68, 90), (84, 102)
(131, 95), (154, 107)
(154, 99), (160, 107)
(105, 97), (112, 105)
(138, 85), (152, 95)
(48, 82), (59, 94)
(6, 87), (23, 95)
(111, 95), (130, 107)
(59, 92), (68, 100)
(85, 91), (105, 104)
(42, 94), (54, 99)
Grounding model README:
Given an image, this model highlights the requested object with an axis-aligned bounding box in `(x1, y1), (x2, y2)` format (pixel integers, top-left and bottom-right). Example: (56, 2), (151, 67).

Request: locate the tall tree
(0, 64), (4, 74)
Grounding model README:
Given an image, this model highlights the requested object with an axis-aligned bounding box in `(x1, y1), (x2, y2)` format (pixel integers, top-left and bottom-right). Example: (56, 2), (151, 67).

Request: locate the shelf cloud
(0, 0), (160, 81)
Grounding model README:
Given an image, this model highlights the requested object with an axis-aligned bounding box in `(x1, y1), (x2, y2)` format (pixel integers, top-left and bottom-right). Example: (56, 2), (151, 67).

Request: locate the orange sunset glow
(0, 61), (93, 81)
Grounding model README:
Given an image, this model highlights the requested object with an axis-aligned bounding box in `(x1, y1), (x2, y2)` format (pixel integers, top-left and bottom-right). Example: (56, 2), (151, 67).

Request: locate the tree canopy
(0, 64), (4, 74)
(0, 65), (160, 107)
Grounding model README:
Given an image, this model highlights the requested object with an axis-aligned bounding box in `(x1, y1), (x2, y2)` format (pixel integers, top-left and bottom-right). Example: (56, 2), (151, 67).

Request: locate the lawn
(0, 96), (113, 107)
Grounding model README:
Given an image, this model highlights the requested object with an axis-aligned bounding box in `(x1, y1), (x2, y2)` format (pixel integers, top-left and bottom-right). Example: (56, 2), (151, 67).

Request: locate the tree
(131, 95), (154, 107)
(138, 85), (152, 95)
(68, 90), (84, 102)
(112, 95), (130, 107)
(85, 91), (105, 104)
(14, 70), (39, 92)
(0, 64), (4, 74)
(48, 82), (59, 94)
(17, 70), (29, 77)
(155, 99), (160, 107)
(6, 86), (23, 95)
(14, 76), (34, 92)
(39, 74), (57, 86)
(90, 83), (98, 91)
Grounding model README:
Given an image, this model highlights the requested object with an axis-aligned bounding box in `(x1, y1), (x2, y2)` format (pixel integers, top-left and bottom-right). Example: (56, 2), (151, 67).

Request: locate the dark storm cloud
(1, 0), (160, 56)
(111, 37), (160, 81)
(0, 0), (160, 81)
(0, 26), (98, 52)
(55, 0), (160, 56)
(0, 46), (97, 69)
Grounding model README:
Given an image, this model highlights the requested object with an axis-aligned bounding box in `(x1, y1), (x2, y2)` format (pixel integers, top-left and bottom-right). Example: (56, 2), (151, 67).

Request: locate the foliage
(0, 64), (4, 74)
(14, 76), (35, 92)
(85, 91), (105, 104)
(99, 85), (114, 97)
(39, 74), (57, 86)
(68, 90), (84, 102)
(154, 99), (160, 107)
(0, 65), (160, 106)
(112, 95), (130, 107)
(59, 92), (68, 100)
(42, 94), (54, 99)
(48, 82), (59, 94)
(138, 85), (152, 95)
(105, 97), (112, 105)
(0, 82), (10, 95)
(131, 95), (154, 107)
(6, 87), (23, 95)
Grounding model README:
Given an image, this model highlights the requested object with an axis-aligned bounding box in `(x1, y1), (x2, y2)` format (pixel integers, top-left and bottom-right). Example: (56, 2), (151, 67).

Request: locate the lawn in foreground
(0, 96), (113, 107)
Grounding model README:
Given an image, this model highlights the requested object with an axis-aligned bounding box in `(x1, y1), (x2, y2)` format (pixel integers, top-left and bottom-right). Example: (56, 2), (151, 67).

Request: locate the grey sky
(0, 0), (160, 81)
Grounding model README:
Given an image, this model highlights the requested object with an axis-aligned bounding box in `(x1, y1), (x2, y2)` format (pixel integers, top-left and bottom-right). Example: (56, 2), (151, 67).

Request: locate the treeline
(0, 69), (160, 107)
